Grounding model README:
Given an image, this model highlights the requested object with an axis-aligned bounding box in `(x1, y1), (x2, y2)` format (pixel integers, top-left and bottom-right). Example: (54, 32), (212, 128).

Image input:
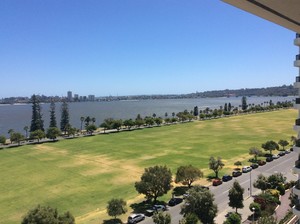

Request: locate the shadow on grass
(130, 199), (166, 214)
(172, 186), (189, 196)
(102, 218), (122, 224)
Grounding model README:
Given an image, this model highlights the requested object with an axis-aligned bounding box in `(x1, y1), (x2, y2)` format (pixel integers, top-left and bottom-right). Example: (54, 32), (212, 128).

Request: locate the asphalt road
(140, 151), (297, 224)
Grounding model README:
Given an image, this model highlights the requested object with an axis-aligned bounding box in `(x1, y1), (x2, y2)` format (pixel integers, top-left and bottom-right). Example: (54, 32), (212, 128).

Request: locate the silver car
(127, 213), (145, 224)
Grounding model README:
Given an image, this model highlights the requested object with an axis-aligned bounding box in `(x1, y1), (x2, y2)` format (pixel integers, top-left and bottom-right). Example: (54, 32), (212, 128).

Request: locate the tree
(106, 198), (127, 220)
(0, 135), (6, 145)
(267, 173), (286, 189)
(234, 161), (242, 170)
(209, 156), (224, 179)
(30, 130), (45, 143)
(112, 119), (123, 131)
(46, 127), (61, 141)
(135, 165), (172, 202)
(193, 106), (199, 117)
(86, 124), (97, 135)
(223, 212), (241, 224)
(249, 147), (262, 161)
(10, 132), (25, 145)
(278, 139), (289, 150)
(123, 119), (135, 129)
(80, 116), (85, 132)
(175, 165), (203, 188)
(179, 213), (201, 224)
(228, 180), (244, 213)
(135, 114), (144, 127)
(24, 126), (29, 139)
(60, 101), (70, 134)
(30, 94), (44, 132)
(21, 204), (74, 224)
(181, 185), (218, 224)
(261, 140), (279, 155)
(154, 117), (163, 126)
(49, 101), (57, 128)
(253, 174), (269, 193)
(241, 96), (248, 111)
(257, 216), (277, 224)
(152, 211), (171, 224)
(100, 118), (114, 133)
(84, 116), (91, 127)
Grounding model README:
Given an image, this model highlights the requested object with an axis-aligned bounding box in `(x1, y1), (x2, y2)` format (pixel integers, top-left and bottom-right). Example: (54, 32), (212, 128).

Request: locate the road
(141, 151), (297, 224)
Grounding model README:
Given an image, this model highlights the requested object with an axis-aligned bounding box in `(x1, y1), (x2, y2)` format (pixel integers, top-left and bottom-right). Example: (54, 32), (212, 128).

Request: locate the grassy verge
(0, 109), (296, 223)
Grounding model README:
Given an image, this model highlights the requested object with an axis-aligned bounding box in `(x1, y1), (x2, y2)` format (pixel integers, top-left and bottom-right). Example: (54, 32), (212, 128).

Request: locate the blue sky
(0, 0), (297, 98)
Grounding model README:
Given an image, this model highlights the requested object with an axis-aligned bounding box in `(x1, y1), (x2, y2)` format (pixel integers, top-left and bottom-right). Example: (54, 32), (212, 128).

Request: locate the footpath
(215, 189), (295, 224)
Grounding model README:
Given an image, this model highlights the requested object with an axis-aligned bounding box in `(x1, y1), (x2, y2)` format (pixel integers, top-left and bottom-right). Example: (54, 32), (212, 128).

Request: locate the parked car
(212, 179), (223, 186)
(258, 160), (266, 166)
(290, 147), (294, 151)
(250, 163), (259, 169)
(285, 150), (291, 154)
(183, 193), (189, 199)
(242, 166), (252, 173)
(146, 205), (166, 216)
(232, 170), (242, 177)
(222, 174), (233, 182)
(266, 156), (273, 162)
(278, 151), (286, 156)
(127, 213), (145, 224)
(272, 154), (280, 159)
(168, 197), (183, 206)
(153, 204), (166, 211)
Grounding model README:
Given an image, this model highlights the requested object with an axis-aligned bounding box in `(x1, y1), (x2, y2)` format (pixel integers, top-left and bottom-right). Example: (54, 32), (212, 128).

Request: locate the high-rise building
(88, 95), (95, 101)
(67, 91), (73, 102)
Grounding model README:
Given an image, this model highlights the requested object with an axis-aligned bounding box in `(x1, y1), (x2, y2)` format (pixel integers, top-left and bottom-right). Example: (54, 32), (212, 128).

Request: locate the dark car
(168, 197), (183, 206)
(212, 179), (223, 186)
(250, 163), (259, 169)
(266, 156), (273, 162)
(232, 170), (242, 177)
(278, 151), (286, 156)
(222, 175), (233, 182)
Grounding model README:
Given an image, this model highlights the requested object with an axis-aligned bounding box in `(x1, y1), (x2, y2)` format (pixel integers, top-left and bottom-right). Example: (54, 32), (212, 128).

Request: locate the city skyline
(0, 1), (296, 98)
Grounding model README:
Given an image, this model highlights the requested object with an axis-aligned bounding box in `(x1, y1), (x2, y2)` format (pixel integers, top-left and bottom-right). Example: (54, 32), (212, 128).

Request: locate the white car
(242, 166), (252, 173)
(272, 154), (280, 159)
(127, 213), (145, 224)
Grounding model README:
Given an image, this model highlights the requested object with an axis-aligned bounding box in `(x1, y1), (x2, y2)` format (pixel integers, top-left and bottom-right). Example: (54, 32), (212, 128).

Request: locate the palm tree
(91, 117), (96, 125)
(24, 126), (29, 139)
(80, 116), (85, 132)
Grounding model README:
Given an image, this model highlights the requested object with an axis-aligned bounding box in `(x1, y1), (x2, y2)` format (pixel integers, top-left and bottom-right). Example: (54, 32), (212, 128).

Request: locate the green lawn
(0, 109), (296, 223)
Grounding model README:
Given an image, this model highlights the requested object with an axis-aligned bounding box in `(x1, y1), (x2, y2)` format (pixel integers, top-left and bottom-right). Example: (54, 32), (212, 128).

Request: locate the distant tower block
(67, 91), (73, 102)
(293, 33), (300, 217)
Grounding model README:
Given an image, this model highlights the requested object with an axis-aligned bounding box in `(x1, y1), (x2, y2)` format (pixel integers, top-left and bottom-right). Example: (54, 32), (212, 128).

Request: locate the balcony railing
(295, 119), (300, 126)
(296, 55), (300, 60)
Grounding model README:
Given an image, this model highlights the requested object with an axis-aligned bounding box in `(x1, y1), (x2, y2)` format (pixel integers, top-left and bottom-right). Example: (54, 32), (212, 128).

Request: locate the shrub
(277, 184), (285, 195)
(249, 202), (261, 217)
(265, 189), (280, 199)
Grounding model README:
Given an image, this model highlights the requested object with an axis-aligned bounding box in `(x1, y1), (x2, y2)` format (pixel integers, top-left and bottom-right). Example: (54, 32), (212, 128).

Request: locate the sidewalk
(215, 189), (292, 223)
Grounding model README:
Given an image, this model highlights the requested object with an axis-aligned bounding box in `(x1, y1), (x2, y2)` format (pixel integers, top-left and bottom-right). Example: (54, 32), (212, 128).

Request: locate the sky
(0, 0), (297, 98)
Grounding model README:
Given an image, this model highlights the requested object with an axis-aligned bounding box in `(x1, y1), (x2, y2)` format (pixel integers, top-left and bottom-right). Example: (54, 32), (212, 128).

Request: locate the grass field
(0, 109), (297, 223)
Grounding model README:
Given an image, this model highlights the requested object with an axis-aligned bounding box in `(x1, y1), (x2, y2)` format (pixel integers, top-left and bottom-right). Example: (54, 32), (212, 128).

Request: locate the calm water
(0, 96), (295, 137)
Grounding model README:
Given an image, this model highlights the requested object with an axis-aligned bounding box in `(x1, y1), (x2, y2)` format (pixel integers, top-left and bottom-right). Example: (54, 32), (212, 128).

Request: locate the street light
(252, 207), (255, 223)
(250, 169), (252, 196)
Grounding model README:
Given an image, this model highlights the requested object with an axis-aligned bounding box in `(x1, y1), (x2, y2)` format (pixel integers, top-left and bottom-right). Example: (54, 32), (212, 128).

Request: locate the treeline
(0, 95), (294, 147)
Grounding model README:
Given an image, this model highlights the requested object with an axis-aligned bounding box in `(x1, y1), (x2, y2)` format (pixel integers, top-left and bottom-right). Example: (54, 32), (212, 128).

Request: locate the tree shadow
(102, 218), (122, 224)
(172, 186), (189, 196)
(130, 199), (166, 214)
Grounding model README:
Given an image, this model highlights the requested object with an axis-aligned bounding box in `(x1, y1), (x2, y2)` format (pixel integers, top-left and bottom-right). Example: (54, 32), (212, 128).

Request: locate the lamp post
(250, 169), (252, 196)
(252, 207), (255, 223)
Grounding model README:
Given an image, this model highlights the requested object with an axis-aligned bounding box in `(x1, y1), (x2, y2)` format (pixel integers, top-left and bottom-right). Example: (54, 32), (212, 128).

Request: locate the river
(0, 96), (295, 137)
